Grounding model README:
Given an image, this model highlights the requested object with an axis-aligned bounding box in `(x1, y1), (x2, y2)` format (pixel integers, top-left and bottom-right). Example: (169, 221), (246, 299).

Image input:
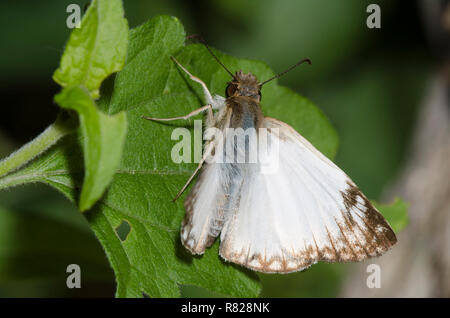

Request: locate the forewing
(181, 163), (227, 254)
(181, 106), (233, 254)
(219, 117), (397, 273)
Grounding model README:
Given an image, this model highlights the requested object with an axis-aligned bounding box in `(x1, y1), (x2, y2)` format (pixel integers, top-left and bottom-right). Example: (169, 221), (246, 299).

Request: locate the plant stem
(0, 113), (78, 178)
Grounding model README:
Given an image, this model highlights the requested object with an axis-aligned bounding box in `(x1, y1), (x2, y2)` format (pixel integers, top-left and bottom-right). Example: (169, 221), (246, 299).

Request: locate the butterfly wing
(180, 106), (233, 254)
(219, 117), (397, 273)
(181, 163), (226, 254)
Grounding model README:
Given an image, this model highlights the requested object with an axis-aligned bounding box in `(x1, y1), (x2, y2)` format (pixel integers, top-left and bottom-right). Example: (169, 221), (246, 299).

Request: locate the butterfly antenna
(260, 58), (311, 86)
(187, 34), (234, 78)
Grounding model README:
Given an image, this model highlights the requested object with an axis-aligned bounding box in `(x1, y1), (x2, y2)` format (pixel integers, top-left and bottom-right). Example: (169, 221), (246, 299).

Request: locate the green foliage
(54, 86), (127, 211)
(52, 0), (128, 211)
(0, 4), (409, 298)
(53, 0), (128, 99)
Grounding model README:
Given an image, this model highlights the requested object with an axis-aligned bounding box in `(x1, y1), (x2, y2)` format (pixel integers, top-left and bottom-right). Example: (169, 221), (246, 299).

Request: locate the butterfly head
(226, 71), (262, 102)
(186, 35), (310, 103)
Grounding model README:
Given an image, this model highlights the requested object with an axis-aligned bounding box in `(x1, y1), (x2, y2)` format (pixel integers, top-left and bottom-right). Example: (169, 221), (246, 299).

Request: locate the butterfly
(144, 37), (397, 273)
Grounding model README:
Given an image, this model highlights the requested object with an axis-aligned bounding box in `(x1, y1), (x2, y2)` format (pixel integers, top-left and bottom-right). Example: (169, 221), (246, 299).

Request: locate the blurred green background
(0, 0), (435, 297)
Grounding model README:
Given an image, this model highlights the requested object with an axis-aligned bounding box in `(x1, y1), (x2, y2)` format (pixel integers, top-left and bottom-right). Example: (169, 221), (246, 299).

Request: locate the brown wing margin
(219, 117), (397, 273)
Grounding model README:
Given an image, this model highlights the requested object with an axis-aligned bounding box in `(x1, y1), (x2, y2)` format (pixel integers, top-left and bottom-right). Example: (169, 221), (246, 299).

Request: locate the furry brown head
(226, 71), (261, 102)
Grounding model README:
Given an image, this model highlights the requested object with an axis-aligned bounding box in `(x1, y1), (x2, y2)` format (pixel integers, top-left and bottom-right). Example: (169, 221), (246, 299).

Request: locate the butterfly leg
(142, 104), (213, 123)
(172, 141), (214, 202)
(143, 103), (215, 201)
(171, 56), (220, 108)
(145, 57), (220, 201)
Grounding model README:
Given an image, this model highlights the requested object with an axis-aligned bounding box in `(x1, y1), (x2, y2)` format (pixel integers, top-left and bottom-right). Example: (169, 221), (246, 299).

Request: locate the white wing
(180, 104), (233, 254)
(218, 117), (397, 273)
(181, 163), (226, 254)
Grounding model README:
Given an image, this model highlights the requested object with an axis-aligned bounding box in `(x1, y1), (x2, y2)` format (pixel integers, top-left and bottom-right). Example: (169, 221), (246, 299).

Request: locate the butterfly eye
(226, 83), (237, 98)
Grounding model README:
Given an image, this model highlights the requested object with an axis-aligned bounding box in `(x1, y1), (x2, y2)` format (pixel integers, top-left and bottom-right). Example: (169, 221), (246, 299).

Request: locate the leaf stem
(0, 113), (78, 179)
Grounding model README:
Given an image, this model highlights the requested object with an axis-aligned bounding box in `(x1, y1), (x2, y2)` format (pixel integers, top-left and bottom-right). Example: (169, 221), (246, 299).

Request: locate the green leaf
(54, 86), (127, 211)
(1, 15), (338, 297)
(53, 0), (128, 99)
(50, 0), (129, 211)
(374, 197), (409, 233)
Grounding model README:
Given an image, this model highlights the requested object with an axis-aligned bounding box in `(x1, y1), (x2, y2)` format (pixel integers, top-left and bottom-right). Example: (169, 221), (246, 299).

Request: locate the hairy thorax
(226, 96), (264, 129)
